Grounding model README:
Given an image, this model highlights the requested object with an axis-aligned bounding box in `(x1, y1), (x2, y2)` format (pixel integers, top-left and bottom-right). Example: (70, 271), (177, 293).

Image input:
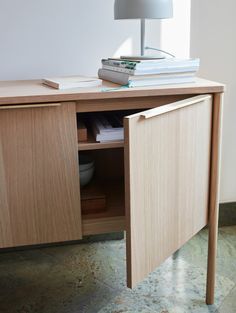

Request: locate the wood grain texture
(124, 95), (213, 288)
(87, 149), (124, 181)
(0, 102), (82, 248)
(77, 120), (88, 142)
(140, 95), (212, 118)
(81, 178), (125, 234)
(0, 79), (224, 305)
(0, 78), (224, 105)
(81, 179), (125, 221)
(78, 138), (124, 151)
(82, 216), (126, 236)
(76, 95), (192, 113)
(206, 93), (224, 305)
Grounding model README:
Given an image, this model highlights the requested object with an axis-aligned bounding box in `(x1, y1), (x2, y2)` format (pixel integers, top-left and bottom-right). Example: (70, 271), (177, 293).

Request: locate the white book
(92, 115), (123, 133)
(90, 114), (124, 142)
(102, 58), (200, 73)
(102, 64), (199, 76)
(97, 131), (124, 142)
(42, 76), (101, 90)
(128, 76), (196, 88)
(98, 68), (196, 86)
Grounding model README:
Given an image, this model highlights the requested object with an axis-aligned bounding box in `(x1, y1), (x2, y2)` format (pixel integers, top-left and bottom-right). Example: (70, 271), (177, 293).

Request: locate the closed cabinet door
(124, 95), (213, 288)
(0, 102), (82, 248)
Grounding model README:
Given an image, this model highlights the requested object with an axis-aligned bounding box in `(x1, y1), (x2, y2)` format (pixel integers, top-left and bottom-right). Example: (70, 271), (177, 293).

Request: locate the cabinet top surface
(0, 78), (224, 105)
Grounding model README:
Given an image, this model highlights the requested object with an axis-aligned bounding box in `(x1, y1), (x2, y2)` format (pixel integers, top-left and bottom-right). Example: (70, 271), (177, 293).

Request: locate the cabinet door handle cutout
(141, 95), (211, 119)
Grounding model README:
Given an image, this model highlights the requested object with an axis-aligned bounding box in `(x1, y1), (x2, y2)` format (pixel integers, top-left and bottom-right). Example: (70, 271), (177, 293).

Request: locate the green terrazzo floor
(0, 226), (236, 313)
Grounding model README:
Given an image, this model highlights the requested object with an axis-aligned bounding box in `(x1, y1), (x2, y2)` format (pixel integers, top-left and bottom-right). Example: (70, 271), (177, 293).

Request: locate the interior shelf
(78, 132), (124, 151)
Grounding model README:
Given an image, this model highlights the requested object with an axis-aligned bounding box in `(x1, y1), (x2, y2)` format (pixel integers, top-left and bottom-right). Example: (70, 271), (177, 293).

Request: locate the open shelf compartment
(78, 131), (124, 151)
(77, 110), (141, 151)
(79, 148), (126, 235)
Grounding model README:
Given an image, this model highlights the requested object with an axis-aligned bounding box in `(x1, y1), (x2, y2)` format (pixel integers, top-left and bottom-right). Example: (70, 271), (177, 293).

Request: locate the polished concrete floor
(0, 226), (236, 313)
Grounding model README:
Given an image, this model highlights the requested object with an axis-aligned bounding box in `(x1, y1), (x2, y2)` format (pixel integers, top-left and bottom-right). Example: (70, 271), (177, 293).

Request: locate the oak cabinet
(0, 78), (224, 304)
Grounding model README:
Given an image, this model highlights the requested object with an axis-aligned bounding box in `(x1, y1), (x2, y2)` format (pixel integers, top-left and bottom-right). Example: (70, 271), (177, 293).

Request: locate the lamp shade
(114, 0), (173, 20)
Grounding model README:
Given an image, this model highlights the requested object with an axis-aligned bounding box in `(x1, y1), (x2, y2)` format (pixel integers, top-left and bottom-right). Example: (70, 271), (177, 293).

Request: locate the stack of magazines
(90, 112), (125, 142)
(98, 57), (200, 87)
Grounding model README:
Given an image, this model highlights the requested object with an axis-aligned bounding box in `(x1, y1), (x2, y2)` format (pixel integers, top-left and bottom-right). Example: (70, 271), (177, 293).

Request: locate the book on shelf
(42, 76), (101, 90)
(98, 57), (200, 87)
(90, 113), (124, 142)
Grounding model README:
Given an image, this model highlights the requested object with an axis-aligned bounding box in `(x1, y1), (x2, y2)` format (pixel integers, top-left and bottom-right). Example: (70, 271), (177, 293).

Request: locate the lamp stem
(141, 19), (145, 56)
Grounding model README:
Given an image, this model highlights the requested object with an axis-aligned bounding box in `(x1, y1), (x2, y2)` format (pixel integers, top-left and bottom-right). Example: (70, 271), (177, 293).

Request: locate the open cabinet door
(124, 95), (213, 288)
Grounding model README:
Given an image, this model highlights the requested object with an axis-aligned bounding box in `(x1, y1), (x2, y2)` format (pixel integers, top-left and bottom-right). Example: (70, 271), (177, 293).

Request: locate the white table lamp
(114, 0), (173, 56)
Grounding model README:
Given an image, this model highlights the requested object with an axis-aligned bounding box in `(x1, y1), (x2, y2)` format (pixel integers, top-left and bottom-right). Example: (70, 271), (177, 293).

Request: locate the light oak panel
(81, 179), (125, 220)
(78, 141), (124, 151)
(206, 93), (224, 304)
(124, 95), (213, 288)
(76, 95), (192, 113)
(0, 103), (82, 248)
(82, 216), (126, 236)
(0, 78), (224, 105)
(78, 133), (124, 151)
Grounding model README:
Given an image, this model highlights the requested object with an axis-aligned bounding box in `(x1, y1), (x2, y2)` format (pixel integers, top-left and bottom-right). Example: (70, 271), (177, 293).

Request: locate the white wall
(160, 0), (191, 58)
(1, 1), (234, 202)
(0, 0), (161, 80)
(191, 0), (236, 202)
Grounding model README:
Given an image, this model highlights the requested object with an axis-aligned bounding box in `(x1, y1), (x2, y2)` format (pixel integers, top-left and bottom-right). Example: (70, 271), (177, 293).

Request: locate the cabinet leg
(206, 215), (219, 305)
(206, 93), (223, 305)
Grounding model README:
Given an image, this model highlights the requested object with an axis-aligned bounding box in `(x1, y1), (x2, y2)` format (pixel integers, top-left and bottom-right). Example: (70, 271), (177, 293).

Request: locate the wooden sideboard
(0, 78), (224, 304)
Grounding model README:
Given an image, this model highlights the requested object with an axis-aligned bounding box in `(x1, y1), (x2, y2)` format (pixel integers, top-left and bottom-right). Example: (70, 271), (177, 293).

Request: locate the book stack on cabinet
(98, 57), (200, 87)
